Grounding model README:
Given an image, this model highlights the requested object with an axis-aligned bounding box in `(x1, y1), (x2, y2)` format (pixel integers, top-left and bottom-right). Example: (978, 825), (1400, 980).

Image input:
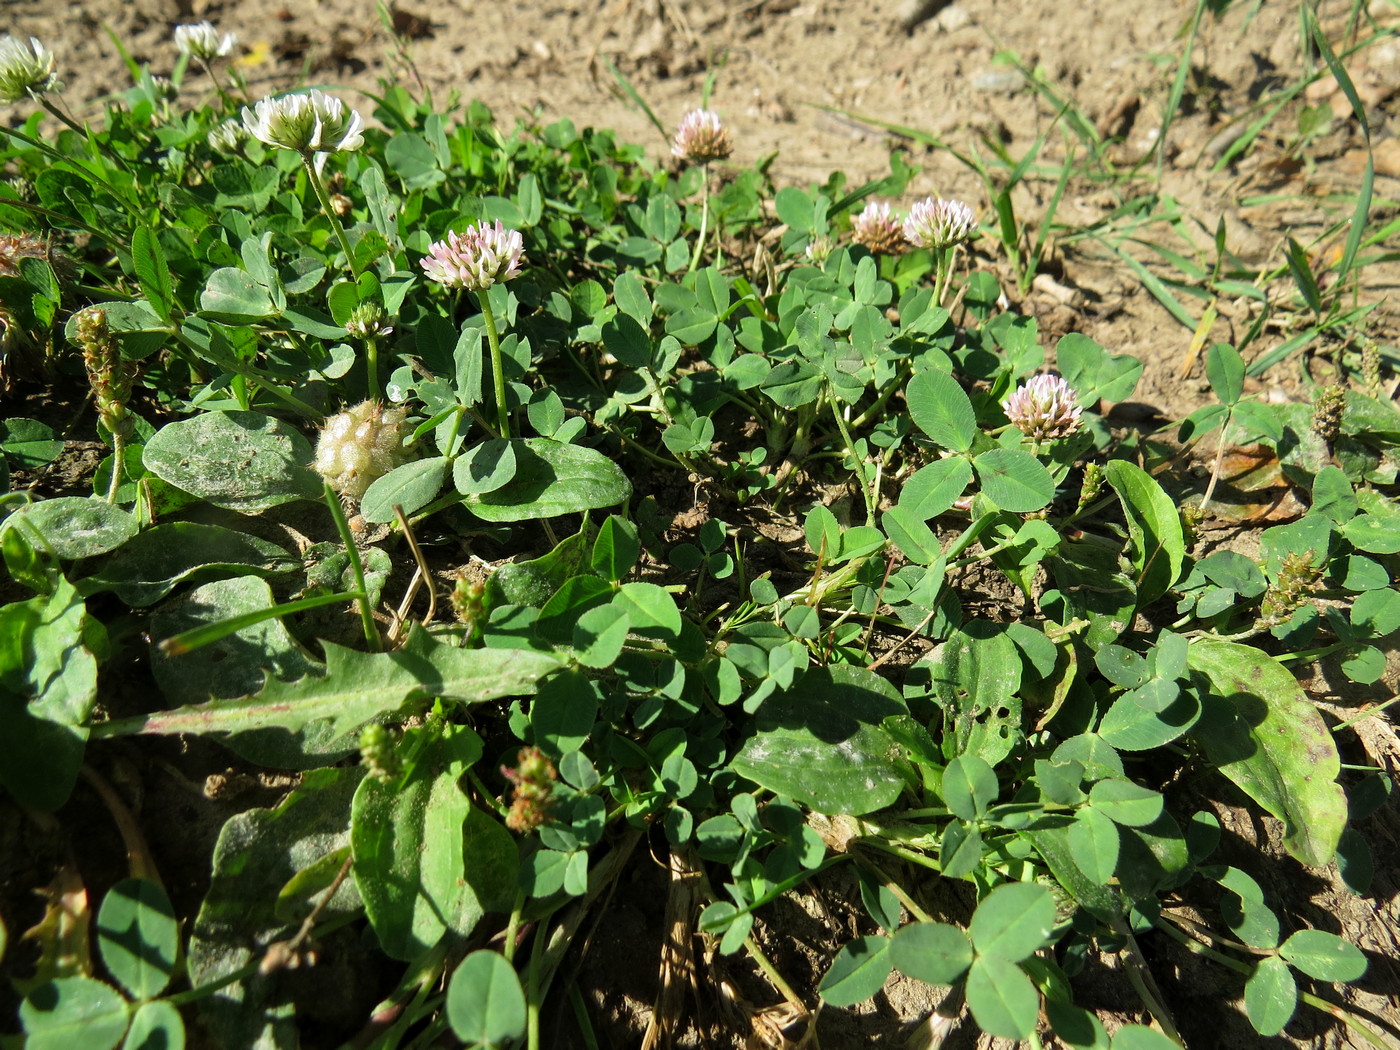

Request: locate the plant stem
(743, 935), (804, 1008)
(105, 430), (126, 503)
(828, 395), (876, 525)
(324, 482), (381, 650)
(364, 336), (381, 401)
(476, 290), (512, 439)
(303, 155), (361, 280)
(689, 163), (711, 273)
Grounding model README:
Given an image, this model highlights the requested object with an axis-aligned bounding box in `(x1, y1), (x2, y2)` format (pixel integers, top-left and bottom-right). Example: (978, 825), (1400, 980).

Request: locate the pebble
(972, 69), (1023, 93)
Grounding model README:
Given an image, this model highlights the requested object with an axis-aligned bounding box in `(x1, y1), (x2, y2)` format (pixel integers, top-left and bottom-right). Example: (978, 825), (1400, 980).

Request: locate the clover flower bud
(903, 197), (976, 250)
(671, 108), (732, 164)
(345, 301), (393, 340)
(358, 724), (402, 783)
(0, 35), (58, 103)
(805, 235), (835, 264)
(174, 22), (237, 61)
(1002, 373), (1084, 440)
(850, 201), (907, 256)
(420, 221), (525, 292)
(206, 118), (244, 154)
(313, 399), (415, 499)
(241, 89), (364, 155)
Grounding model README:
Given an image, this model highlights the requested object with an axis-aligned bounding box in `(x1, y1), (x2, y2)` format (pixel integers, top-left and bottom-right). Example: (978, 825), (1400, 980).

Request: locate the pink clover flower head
(242, 89), (364, 155)
(1002, 373), (1084, 440)
(903, 197), (976, 250)
(420, 221), (525, 292)
(850, 201), (907, 256)
(671, 109), (732, 164)
(174, 22), (237, 61)
(0, 35), (58, 103)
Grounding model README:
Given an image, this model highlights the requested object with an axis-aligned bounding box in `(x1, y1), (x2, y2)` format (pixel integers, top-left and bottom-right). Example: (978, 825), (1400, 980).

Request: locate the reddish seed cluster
(503, 746), (557, 833)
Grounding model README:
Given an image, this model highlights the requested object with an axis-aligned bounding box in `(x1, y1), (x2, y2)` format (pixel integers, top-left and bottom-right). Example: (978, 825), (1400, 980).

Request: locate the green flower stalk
(175, 22), (238, 107)
(242, 89), (365, 277)
(345, 301), (394, 401)
(76, 307), (138, 503)
(672, 109), (732, 272)
(420, 221), (526, 438)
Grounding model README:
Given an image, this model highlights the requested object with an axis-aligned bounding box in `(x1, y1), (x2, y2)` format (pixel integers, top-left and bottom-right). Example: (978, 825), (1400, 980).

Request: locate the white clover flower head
(1002, 373), (1084, 440)
(0, 35), (58, 103)
(850, 201), (907, 255)
(174, 22), (237, 62)
(241, 89), (364, 155)
(903, 197), (976, 250)
(207, 118), (245, 154)
(420, 221), (525, 292)
(671, 109), (732, 164)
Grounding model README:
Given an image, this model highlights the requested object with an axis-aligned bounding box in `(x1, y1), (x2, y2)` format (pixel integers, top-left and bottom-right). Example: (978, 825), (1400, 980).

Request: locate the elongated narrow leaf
(132, 226), (175, 322)
(100, 630), (561, 747)
(1188, 639), (1346, 867)
(1104, 460), (1184, 606)
(78, 523), (295, 607)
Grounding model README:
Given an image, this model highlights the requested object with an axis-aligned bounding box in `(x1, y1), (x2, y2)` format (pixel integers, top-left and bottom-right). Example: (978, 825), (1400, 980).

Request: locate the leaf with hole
(143, 411), (320, 513)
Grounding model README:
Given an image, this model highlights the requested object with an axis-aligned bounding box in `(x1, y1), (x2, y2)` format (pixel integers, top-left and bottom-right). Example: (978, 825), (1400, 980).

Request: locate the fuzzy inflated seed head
(1002, 373), (1083, 440)
(0, 35), (57, 103)
(850, 201), (907, 256)
(242, 89), (364, 155)
(174, 22), (237, 61)
(420, 221), (525, 292)
(671, 109), (732, 164)
(313, 400), (414, 498)
(903, 197), (976, 250)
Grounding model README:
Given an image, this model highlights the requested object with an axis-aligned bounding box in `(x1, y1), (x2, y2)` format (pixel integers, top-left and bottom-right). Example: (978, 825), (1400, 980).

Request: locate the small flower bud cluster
(451, 576), (486, 646)
(76, 308), (138, 443)
(1361, 343), (1381, 399)
(420, 221), (525, 292)
(1002, 373), (1084, 440)
(1076, 461), (1104, 511)
(903, 197), (976, 250)
(174, 22), (237, 62)
(358, 723), (402, 783)
(242, 89), (364, 156)
(503, 747), (557, 833)
(1312, 384), (1346, 448)
(1255, 550), (1323, 631)
(671, 109), (732, 164)
(850, 201), (907, 256)
(313, 400), (415, 499)
(0, 35), (58, 103)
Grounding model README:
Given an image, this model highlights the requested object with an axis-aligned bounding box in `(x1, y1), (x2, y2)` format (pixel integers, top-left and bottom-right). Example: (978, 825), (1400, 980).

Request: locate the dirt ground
(3, 0), (1400, 1047)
